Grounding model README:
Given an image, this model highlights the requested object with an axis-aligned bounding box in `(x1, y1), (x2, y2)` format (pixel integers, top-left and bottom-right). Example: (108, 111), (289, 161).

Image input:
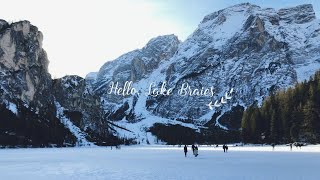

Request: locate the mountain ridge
(86, 3), (320, 143)
(1, 3), (320, 146)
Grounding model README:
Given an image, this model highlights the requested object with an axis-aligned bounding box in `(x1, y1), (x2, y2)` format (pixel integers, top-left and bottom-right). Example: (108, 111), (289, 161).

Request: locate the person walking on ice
(191, 144), (195, 154)
(184, 145), (188, 157)
(222, 144), (229, 153)
(193, 145), (199, 157)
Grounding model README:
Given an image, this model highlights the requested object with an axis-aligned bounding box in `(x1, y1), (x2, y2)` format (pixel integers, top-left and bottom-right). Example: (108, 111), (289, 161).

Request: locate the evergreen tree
(241, 70), (320, 144)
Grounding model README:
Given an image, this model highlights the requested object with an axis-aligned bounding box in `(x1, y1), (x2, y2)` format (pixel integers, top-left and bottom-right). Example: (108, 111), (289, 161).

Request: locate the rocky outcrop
(0, 20), (76, 147)
(0, 20), (129, 147)
(90, 34), (180, 121)
(52, 75), (107, 135)
(0, 20), (53, 114)
(278, 4), (316, 24)
(95, 34), (180, 85)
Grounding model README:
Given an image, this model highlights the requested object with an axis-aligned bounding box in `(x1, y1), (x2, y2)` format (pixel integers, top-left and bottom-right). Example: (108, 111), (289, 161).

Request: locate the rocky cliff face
(0, 20), (76, 147)
(0, 20), (132, 147)
(0, 20), (53, 114)
(52, 75), (107, 135)
(90, 35), (180, 122)
(153, 3), (320, 123)
(88, 3), (320, 143)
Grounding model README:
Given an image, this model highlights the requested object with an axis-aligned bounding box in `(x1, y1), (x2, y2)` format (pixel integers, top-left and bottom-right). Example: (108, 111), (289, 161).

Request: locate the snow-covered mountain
(0, 20), (122, 147)
(0, 20), (76, 147)
(87, 3), (320, 143)
(1, 3), (320, 146)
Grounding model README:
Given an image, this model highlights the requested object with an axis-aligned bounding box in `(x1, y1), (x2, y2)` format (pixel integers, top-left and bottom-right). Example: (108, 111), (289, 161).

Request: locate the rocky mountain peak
(86, 3), (320, 143)
(0, 20), (77, 147)
(93, 34), (180, 94)
(201, 3), (260, 24)
(278, 4), (316, 24)
(143, 34), (180, 53)
(201, 3), (316, 26)
(0, 20), (51, 112)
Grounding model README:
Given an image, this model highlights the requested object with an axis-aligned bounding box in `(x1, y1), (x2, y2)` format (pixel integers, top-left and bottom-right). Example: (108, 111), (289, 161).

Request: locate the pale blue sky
(2, 0), (319, 78)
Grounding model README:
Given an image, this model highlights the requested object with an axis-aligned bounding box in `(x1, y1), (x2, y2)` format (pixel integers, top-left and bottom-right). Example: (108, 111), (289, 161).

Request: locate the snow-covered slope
(55, 101), (95, 147)
(87, 3), (320, 143)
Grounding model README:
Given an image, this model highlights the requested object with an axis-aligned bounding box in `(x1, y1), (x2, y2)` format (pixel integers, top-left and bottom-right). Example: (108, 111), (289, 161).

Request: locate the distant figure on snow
(290, 143), (293, 151)
(184, 145), (188, 157)
(223, 144), (228, 153)
(271, 143), (275, 150)
(193, 146), (199, 157)
(191, 144), (195, 154)
(294, 142), (304, 149)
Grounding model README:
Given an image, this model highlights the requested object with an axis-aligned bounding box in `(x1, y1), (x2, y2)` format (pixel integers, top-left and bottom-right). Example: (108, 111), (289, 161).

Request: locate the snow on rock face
(94, 34), (180, 87)
(6, 101), (18, 115)
(55, 101), (95, 147)
(263, 4), (320, 82)
(0, 20), (78, 147)
(90, 35), (180, 121)
(85, 72), (98, 84)
(52, 75), (107, 136)
(0, 20), (53, 115)
(277, 4), (316, 24)
(87, 3), (320, 142)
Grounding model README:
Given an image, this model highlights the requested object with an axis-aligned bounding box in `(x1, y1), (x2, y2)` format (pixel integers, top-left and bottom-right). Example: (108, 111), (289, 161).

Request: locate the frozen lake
(0, 145), (319, 180)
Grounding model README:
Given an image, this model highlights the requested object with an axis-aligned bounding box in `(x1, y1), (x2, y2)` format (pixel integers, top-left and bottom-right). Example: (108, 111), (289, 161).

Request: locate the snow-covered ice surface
(0, 145), (319, 180)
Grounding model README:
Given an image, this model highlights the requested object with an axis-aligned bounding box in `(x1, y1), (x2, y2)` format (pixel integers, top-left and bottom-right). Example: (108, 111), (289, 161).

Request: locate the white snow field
(0, 145), (319, 180)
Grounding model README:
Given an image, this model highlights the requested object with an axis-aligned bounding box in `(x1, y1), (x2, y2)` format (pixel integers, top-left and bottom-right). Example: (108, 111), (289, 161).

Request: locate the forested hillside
(241, 71), (320, 144)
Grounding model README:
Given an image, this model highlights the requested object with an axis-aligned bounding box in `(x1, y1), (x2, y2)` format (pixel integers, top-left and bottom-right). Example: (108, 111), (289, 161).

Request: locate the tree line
(241, 71), (320, 144)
